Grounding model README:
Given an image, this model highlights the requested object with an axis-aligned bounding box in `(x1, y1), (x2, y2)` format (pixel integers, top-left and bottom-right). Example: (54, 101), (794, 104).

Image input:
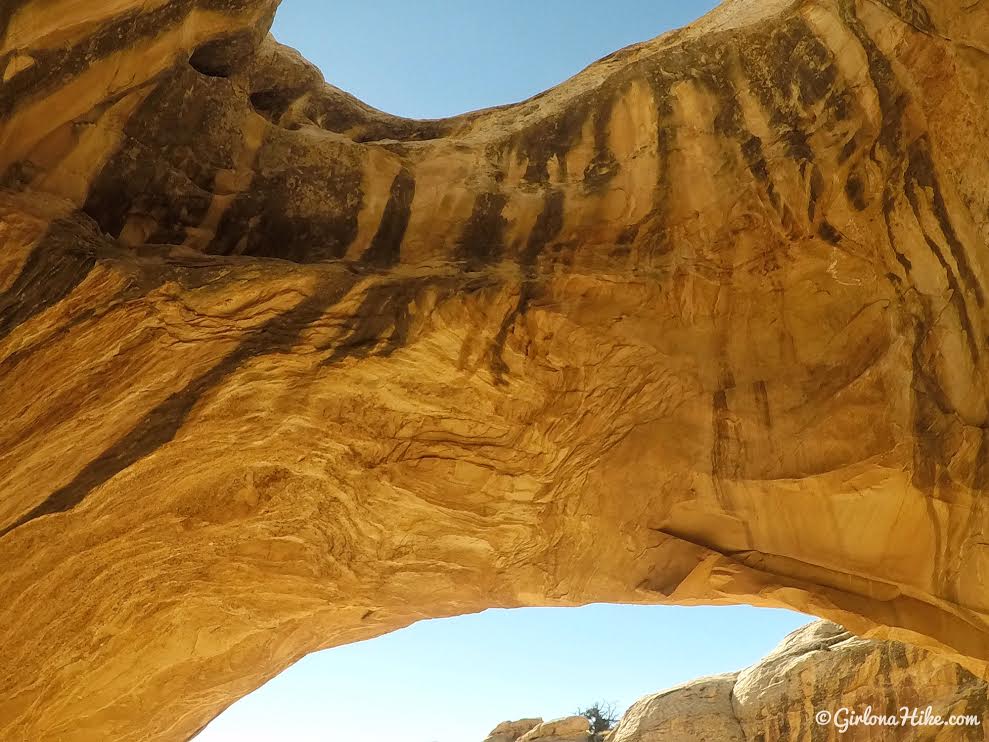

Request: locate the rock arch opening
(267, 0), (723, 120)
(194, 605), (989, 742)
(195, 605), (811, 742)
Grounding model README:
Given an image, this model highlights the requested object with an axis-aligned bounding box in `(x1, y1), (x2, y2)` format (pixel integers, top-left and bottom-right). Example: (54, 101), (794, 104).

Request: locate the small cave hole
(189, 35), (254, 79)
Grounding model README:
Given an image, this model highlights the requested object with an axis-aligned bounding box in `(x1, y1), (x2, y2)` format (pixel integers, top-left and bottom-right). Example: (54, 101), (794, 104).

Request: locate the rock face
(484, 719), (546, 742)
(1, 0), (989, 739)
(485, 716), (594, 742)
(519, 717), (592, 742)
(608, 674), (745, 742)
(606, 620), (989, 741)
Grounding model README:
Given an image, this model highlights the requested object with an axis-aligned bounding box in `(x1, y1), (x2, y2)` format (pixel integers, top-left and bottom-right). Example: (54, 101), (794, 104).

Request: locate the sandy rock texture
(484, 716), (593, 742)
(484, 719), (546, 742)
(608, 674), (745, 742)
(606, 620), (989, 741)
(485, 716), (599, 742)
(518, 717), (592, 742)
(1, 0), (989, 739)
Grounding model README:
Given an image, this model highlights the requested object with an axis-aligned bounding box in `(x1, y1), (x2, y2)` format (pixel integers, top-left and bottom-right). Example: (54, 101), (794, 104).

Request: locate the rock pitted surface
(490, 621), (989, 741)
(1, 0), (989, 739)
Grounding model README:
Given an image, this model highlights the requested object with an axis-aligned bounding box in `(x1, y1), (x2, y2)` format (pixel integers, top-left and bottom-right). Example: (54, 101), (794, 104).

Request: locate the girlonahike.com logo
(815, 706), (980, 734)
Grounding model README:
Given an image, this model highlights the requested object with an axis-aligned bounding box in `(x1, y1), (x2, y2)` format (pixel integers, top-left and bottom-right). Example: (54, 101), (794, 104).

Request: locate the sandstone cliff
(2, 0), (989, 739)
(489, 620), (989, 742)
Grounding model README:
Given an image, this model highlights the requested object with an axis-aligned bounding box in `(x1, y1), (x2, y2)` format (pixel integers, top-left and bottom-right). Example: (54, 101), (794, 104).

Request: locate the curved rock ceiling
(1, 0), (988, 739)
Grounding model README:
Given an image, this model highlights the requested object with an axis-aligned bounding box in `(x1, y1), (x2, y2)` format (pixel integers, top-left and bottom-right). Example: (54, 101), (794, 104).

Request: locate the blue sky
(198, 2), (812, 740)
(269, 0), (721, 119)
(199, 605), (809, 742)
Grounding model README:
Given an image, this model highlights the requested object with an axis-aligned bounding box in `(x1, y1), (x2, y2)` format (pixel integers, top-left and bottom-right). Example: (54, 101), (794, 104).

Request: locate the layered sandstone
(607, 620), (989, 741)
(1, 0), (989, 740)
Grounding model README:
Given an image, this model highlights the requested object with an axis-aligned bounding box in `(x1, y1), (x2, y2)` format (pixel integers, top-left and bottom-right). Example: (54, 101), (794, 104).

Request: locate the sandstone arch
(1, 0), (988, 739)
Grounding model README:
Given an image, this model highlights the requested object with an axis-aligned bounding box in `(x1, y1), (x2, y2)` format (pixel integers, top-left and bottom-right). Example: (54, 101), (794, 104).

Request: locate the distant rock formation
(489, 621), (989, 741)
(485, 719), (548, 742)
(2, 0), (989, 739)
(485, 716), (592, 742)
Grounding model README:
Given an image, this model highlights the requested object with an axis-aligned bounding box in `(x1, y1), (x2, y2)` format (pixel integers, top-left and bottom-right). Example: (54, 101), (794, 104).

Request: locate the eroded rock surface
(608, 674), (745, 742)
(518, 716), (592, 742)
(606, 620), (989, 741)
(484, 719), (545, 742)
(485, 716), (596, 742)
(2, 0), (989, 739)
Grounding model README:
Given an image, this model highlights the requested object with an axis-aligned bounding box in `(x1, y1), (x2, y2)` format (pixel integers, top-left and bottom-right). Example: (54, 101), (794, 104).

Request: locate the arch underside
(1, 0), (989, 739)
